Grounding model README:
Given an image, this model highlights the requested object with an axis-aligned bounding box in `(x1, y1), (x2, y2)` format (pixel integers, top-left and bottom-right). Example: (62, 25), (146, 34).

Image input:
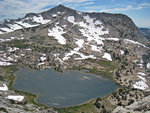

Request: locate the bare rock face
(113, 95), (150, 113)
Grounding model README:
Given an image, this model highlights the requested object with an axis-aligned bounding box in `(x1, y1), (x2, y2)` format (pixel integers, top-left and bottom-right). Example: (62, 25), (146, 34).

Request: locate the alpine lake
(13, 67), (119, 108)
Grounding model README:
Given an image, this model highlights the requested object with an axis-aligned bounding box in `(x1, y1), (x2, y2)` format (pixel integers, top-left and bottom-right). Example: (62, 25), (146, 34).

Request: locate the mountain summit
(0, 5), (149, 45)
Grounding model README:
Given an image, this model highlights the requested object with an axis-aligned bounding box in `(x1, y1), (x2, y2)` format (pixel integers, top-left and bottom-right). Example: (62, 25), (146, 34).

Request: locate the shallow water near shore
(13, 67), (119, 108)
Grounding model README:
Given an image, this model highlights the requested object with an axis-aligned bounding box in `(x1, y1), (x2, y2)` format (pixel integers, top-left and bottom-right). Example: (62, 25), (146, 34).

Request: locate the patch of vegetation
(6, 40), (29, 48)
(98, 60), (118, 71)
(55, 99), (96, 113)
(0, 107), (8, 113)
(89, 67), (114, 80)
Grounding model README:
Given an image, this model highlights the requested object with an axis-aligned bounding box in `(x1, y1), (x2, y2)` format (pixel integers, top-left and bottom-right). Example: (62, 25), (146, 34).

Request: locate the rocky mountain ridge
(0, 5), (149, 45)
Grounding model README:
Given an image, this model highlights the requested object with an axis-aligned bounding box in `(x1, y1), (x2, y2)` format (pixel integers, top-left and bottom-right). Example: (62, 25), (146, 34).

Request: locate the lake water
(13, 68), (119, 108)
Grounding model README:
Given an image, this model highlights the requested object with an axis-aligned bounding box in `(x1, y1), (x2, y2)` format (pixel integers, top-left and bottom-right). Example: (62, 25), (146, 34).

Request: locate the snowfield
(102, 53), (112, 61)
(48, 26), (66, 45)
(7, 95), (24, 102)
(0, 84), (8, 91)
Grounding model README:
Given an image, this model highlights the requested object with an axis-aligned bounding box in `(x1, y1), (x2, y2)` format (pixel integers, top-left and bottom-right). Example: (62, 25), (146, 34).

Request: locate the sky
(0, 0), (150, 28)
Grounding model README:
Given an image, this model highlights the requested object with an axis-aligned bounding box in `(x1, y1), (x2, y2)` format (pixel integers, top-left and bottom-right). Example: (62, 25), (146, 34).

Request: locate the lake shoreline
(12, 66), (119, 108)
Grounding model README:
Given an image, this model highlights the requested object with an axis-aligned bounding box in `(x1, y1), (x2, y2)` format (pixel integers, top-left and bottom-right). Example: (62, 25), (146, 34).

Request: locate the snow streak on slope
(16, 21), (39, 28)
(124, 39), (149, 48)
(32, 15), (51, 24)
(63, 39), (96, 61)
(0, 36), (24, 42)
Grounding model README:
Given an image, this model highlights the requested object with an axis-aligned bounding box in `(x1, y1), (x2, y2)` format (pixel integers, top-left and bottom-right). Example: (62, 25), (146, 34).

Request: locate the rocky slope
(139, 28), (150, 41)
(0, 5), (150, 113)
(113, 94), (150, 113)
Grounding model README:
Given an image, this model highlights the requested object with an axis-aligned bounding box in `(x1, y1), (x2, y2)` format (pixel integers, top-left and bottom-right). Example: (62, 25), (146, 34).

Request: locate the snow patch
(0, 27), (13, 32)
(138, 72), (146, 76)
(33, 15), (51, 24)
(40, 56), (46, 61)
(48, 26), (66, 45)
(106, 38), (120, 41)
(0, 84), (8, 91)
(138, 64), (143, 68)
(75, 39), (84, 48)
(0, 61), (13, 66)
(0, 36), (24, 43)
(8, 47), (19, 52)
(26, 48), (32, 51)
(52, 14), (57, 17)
(91, 45), (102, 52)
(38, 62), (45, 66)
(120, 50), (124, 55)
(7, 95), (24, 102)
(102, 53), (112, 61)
(147, 63), (150, 69)
(75, 54), (96, 60)
(0, 31), (3, 34)
(138, 76), (146, 82)
(133, 81), (148, 90)
(67, 16), (75, 25)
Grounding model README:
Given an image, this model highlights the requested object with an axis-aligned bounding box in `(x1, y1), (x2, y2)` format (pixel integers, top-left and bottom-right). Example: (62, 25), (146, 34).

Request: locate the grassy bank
(54, 99), (96, 113)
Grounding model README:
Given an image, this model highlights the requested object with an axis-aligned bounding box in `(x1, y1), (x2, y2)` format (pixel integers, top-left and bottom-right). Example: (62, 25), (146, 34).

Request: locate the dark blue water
(13, 68), (118, 108)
